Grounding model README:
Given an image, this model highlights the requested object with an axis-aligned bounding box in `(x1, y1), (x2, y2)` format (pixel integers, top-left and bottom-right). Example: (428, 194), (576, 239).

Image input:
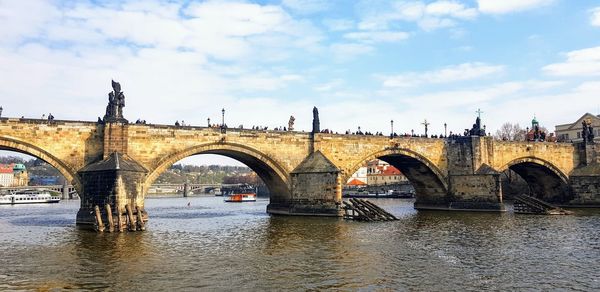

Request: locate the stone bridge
(1, 115), (598, 228)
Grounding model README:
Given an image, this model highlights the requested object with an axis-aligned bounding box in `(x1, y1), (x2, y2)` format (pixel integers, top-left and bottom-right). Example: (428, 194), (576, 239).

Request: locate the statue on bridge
(103, 80), (128, 123)
(288, 115), (295, 131)
(469, 116), (486, 136)
(312, 107), (320, 133)
(582, 119), (594, 143)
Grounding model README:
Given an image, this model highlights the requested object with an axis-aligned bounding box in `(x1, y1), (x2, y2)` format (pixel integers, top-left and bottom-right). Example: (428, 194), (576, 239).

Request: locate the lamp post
(444, 123), (447, 137)
(207, 117), (211, 127)
(391, 120), (394, 137)
(221, 108), (225, 127)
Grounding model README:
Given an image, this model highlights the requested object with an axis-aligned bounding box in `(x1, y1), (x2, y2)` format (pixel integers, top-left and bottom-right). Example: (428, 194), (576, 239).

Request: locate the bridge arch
(499, 157), (572, 203)
(344, 148), (448, 204)
(0, 135), (82, 190)
(144, 142), (291, 201)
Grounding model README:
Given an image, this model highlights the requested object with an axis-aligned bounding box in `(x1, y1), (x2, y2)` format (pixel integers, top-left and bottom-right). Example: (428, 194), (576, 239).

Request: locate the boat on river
(0, 189), (61, 205)
(224, 193), (257, 202)
(343, 189), (414, 199)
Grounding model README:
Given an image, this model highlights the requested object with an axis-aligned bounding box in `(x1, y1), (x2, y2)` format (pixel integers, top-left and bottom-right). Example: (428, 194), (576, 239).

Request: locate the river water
(0, 196), (598, 291)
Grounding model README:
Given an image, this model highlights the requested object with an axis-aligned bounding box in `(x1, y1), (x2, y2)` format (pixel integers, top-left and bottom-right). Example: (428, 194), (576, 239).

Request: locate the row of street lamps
(207, 108), (226, 127)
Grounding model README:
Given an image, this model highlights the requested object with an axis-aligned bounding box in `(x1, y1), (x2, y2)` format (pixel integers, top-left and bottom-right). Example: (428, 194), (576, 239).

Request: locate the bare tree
(494, 122), (526, 141)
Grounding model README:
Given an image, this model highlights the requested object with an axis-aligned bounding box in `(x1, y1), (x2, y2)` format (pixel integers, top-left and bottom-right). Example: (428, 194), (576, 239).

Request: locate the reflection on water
(0, 197), (599, 291)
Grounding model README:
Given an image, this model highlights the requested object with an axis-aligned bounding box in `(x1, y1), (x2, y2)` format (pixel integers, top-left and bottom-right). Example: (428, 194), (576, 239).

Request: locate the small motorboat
(224, 193), (257, 202)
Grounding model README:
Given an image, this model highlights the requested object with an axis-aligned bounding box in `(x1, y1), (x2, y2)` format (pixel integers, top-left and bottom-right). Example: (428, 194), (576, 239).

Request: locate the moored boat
(0, 189), (61, 205)
(224, 193), (257, 202)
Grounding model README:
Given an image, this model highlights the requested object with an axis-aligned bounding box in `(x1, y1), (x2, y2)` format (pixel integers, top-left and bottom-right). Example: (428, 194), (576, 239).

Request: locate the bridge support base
(568, 171), (600, 207)
(267, 151), (343, 217)
(440, 174), (506, 212)
(267, 201), (342, 216)
(76, 152), (148, 229)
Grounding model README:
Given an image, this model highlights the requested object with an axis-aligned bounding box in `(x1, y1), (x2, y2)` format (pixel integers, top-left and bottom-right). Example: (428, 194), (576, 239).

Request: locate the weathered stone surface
(77, 152), (147, 227)
(272, 151), (342, 216)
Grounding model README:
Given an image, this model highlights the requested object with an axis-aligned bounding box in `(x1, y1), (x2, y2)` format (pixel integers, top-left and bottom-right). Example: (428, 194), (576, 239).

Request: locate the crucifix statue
(476, 108), (483, 118)
(421, 119), (430, 137)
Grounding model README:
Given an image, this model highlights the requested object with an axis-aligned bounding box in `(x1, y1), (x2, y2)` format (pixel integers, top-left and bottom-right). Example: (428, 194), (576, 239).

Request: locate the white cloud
(426, 1), (478, 19)
(323, 19), (354, 31)
(282, 0), (331, 14)
(543, 46), (600, 76)
(330, 43), (374, 62)
(0, 0), (326, 129)
(591, 7), (600, 27)
(381, 62), (505, 88)
(477, 0), (554, 14)
(418, 17), (456, 31)
(314, 79), (344, 92)
(357, 0), (477, 31)
(373, 79), (596, 136)
(344, 31), (410, 43)
(0, 0), (59, 44)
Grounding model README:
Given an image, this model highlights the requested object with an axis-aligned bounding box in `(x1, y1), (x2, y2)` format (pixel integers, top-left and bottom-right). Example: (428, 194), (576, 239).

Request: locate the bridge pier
(442, 136), (505, 211)
(183, 183), (189, 197)
(569, 142), (600, 206)
(61, 180), (69, 200)
(76, 152), (148, 228)
(267, 151), (343, 216)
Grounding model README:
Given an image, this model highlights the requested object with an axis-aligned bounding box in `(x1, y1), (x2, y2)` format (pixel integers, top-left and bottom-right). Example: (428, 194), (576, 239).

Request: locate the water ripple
(0, 197), (598, 291)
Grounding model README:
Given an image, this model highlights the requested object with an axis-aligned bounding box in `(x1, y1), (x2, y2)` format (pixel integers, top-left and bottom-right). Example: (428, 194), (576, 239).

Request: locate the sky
(1, 0), (600, 166)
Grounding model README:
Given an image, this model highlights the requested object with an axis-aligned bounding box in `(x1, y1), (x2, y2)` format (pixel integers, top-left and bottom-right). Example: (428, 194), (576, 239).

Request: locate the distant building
(0, 165), (13, 187)
(525, 116), (555, 142)
(347, 178), (367, 187)
(366, 160), (407, 186)
(346, 166), (368, 185)
(0, 163), (28, 187)
(12, 163), (28, 186)
(555, 113), (600, 142)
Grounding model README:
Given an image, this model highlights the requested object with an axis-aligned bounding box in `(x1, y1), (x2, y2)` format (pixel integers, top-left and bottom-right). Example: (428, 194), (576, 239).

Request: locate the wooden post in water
(105, 204), (114, 233)
(116, 205), (124, 232)
(94, 205), (105, 232)
(135, 205), (146, 231)
(125, 204), (136, 232)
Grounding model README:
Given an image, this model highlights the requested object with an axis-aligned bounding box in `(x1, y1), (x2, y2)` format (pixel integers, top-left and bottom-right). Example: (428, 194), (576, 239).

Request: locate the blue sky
(1, 0), (600, 165)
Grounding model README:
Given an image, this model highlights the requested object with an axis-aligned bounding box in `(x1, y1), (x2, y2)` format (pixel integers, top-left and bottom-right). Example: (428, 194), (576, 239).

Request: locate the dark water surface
(0, 197), (599, 291)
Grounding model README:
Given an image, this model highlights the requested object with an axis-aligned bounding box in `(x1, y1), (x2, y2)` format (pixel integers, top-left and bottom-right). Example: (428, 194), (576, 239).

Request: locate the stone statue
(288, 115), (295, 131)
(312, 106), (320, 133)
(583, 119), (594, 143)
(468, 116), (486, 136)
(103, 80), (128, 123)
(582, 121), (589, 142)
